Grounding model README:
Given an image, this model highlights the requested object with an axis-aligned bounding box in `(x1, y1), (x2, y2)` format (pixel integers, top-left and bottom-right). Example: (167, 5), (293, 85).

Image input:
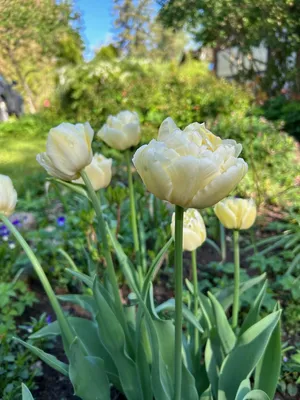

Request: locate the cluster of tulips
(0, 111), (280, 400)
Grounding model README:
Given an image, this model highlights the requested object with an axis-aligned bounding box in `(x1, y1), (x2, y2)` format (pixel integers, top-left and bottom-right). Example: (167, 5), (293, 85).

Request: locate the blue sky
(75, 0), (114, 59)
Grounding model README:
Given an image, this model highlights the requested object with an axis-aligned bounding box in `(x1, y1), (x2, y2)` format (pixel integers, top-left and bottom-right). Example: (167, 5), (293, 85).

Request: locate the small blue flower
(12, 219), (21, 227)
(46, 315), (52, 324)
(56, 216), (66, 227)
(0, 224), (10, 237)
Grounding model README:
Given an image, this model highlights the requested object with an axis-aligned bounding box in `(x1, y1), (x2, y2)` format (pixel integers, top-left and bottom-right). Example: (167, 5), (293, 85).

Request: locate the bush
(57, 59), (252, 135)
(209, 114), (300, 207)
(254, 95), (300, 141)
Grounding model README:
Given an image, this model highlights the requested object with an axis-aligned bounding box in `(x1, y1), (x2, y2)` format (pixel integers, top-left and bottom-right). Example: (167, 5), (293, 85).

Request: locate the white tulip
(214, 197), (257, 230)
(171, 208), (206, 251)
(37, 122), (94, 181)
(133, 117), (248, 209)
(0, 175), (17, 216)
(73, 153), (112, 191)
(97, 111), (140, 151)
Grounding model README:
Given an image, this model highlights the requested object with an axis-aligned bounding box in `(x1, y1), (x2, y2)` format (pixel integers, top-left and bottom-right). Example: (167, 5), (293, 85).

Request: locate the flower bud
(37, 122), (94, 181)
(73, 153), (112, 191)
(133, 117), (248, 209)
(214, 197), (257, 230)
(97, 111), (140, 151)
(171, 208), (206, 251)
(0, 175), (17, 216)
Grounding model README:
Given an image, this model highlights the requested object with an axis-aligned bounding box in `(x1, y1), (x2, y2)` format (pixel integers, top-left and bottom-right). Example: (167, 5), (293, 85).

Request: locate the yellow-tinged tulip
(97, 111), (140, 151)
(73, 153), (112, 191)
(171, 208), (206, 251)
(36, 122), (94, 181)
(133, 117), (248, 209)
(0, 175), (17, 216)
(214, 197), (257, 230)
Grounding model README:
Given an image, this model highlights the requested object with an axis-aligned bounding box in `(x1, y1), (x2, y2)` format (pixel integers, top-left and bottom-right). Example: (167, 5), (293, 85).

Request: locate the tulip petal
(36, 153), (78, 181)
(158, 117), (179, 140)
(190, 159), (248, 209)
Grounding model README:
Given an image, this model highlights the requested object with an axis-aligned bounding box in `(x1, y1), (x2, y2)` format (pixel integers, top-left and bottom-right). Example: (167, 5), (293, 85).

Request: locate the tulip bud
(171, 208), (206, 251)
(133, 117), (248, 209)
(0, 175), (17, 216)
(97, 111), (140, 151)
(73, 153), (112, 191)
(37, 122), (94, 181)
(214, 197), (257, 230)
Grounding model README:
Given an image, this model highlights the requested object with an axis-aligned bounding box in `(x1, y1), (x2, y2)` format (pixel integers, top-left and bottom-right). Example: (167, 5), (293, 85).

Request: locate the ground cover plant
(1, 111), (299, 400)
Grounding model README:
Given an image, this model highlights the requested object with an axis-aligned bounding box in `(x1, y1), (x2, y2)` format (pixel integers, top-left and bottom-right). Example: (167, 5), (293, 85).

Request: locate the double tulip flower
(133, 117), (248, 209)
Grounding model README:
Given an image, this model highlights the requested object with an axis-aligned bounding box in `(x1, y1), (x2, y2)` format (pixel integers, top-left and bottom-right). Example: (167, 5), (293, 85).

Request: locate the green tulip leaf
(205, 338), (219, 399)
(200, 386), (213, 400)
(239, 281), (267, 336)
(14, 337), (69, 376)
(242, 390), (270, 399)
(216, 274), (266, 312)
(254, 304), (281, 399)
(208, 292), (236, 355)
(93, 279), (143, 400)
(155, 298), (203, 333)
(21, 384), (35, 400)
(235, 379), (251, 400)
(69, 337), (110, 400)
(218, 310), (281, 400)
(57, 294), (97, 315)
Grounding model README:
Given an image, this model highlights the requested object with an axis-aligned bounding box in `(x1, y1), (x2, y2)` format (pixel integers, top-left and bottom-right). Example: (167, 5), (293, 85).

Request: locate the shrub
(57, 59), (252, 133)
(209, 114), (300, 207)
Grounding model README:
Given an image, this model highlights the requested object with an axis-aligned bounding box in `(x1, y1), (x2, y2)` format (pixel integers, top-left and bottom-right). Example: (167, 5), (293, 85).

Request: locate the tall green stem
(220, 222), (226, 262)
(191, 249), (199, 356)
(232, 230), (240, 329)
(0, 214), (74, 347)
(174, 205), (184, 400)
(80, 171), (122, 314)
(125, 150), (142, 281)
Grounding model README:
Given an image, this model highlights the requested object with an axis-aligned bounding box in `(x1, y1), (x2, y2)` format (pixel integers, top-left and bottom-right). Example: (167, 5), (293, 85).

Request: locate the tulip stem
(80, 171), (123, 317)
(220, 222), (226, 262)
(125, 150), (142, 283)
(0, 214), (74, 348)
(174, 205), (184, 400)
(191, 249), (199, 356)
(232, 230), (240, 329)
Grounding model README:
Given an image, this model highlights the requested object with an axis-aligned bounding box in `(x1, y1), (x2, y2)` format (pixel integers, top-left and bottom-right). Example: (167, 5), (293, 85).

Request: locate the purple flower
(46, 315), (52, 324)
(56, 216), (66, 227)
(12, 219), (21, 227)
(0, 224), (10, 237)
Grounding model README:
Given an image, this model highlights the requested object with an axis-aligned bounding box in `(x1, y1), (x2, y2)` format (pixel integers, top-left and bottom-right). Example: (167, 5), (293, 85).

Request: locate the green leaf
(208, 292), (236, 354)
(205, 338), (219, 399)
(155, 298), (203, 333)
(242, 390), (270, 399)
(69, 337), (110, 400)
(254, 304), (281, 399)
(49, 178), (90, 199)
(22, 383), (34, 400)
(200, 386), (213, 400)
(14, 337), (69, 376)
(216, 274), (266, 311)
(235, 379), (251, 400)
(239, 281), (267, 335)
(106, 223), (140, 293)
(57, 294), (97, 315)
(65, 269), (93, 287)
(142, 237), (173, 299)
(93, 279), (143, 400)
(218, 310), (281, 400)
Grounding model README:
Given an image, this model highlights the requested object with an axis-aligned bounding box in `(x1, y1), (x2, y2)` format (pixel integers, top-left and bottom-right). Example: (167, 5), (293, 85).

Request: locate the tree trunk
(6, 47), (36, 114)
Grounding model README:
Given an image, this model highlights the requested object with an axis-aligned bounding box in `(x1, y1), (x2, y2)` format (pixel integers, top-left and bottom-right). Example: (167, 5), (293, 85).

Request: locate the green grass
(0, 113), (62, 193)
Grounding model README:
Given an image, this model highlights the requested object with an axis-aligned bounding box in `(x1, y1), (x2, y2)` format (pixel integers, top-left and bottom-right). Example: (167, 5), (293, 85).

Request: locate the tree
(113, 0), (153, 57)
(159, 0), (300, 95)
(0, 0), (83, 112)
